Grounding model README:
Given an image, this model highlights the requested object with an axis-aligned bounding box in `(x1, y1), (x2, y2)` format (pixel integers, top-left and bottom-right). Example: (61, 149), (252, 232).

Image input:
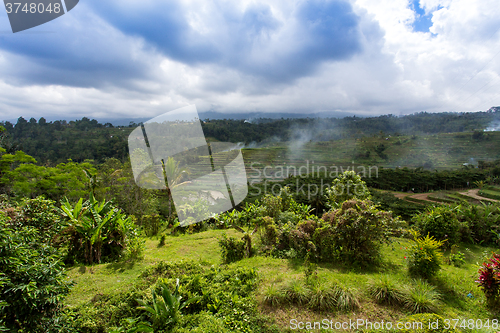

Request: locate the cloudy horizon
(0, 0), (499, 121)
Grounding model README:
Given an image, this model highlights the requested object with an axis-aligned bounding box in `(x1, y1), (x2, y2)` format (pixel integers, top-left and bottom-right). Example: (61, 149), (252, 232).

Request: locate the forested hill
(1, 108), (499, 164)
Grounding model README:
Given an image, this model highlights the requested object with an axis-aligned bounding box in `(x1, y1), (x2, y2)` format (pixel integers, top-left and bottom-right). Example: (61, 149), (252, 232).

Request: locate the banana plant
(58, 194), (128, 264)
(137, 279), (200, 331)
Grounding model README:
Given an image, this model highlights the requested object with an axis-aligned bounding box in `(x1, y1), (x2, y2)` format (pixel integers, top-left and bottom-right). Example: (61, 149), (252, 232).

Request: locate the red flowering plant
(476, 253), (500, 307)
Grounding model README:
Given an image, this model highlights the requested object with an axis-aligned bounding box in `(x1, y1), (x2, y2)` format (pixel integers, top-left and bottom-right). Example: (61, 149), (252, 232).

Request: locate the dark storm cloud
(89, 0), (363, 82)
(0, 2), (157, 89)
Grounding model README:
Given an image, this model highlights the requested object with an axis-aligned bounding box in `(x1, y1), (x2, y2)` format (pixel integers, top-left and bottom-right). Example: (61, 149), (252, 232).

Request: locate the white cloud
(0, 0), (500, 122)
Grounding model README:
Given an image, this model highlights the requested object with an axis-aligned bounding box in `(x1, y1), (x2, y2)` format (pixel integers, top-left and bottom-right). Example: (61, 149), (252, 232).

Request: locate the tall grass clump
(283, 279), (310, 306)
(263, 284), (285, 307)
(367, 275), (406, 306)
(402, 279), (442, 314)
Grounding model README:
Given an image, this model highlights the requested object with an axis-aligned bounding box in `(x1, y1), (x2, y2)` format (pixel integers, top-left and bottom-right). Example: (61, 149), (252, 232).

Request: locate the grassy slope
(64, 229), (500, 331)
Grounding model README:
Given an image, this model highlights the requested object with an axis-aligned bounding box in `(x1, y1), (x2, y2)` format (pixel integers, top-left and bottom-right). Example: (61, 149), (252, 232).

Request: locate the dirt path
(458, 189), (500, 202)
(391, 191), (441, 203)
(408, 193), (442, 203)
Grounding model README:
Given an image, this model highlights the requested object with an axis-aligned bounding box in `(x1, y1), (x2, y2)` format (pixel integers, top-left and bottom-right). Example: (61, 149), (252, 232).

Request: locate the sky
(0, 0), (499, 121)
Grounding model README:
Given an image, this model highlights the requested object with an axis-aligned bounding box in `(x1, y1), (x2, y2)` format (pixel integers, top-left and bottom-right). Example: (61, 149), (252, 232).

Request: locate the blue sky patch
(411, 0), (433, 33)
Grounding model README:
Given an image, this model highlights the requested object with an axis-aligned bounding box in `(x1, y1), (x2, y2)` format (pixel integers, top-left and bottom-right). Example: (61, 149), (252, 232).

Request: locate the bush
(173, 311), (230, 333)
(0, 212), (73, 331)
(261, 218), (278, 247)
(288, 220), (319, 258)
(326, 170), (371, 208)
(407, 230), (444, 279)
(456, 202), (500, 245)
(124, 237), (145, 260)
(218, 233), (245, 263)
(320, 199), (401, 266)
(142, 214), (161, 236)
(16, 196), (62, 242)
(447, 245), (465, 267)
(158, 234), (166, 247)
(476, 252), (500, 308)
(412, 205), (462, 245)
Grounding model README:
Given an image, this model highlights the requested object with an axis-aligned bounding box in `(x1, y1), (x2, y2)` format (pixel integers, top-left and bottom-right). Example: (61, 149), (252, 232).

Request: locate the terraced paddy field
(232, 131), (500, 182)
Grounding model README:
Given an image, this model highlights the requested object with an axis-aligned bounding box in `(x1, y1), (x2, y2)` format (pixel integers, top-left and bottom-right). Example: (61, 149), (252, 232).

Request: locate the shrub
(173, 311), (230, 333)
(276, 211), (300, 226)
(476, 252), (500, 307)
(0, 213), (73, 331)
(402, 279), (441, 314)
(158, 234), (166, 247)
(142, 214), (161, 236)
(261, 194), (283, 219)
(407, 230), (444, 279)
(16, 196), (62, 242)
(447, 245), (465, 267)
(367, 275), (406, 306)
(320, 199), (400, 266)
(288, 220), (319, 258)
(261, 219), (278, 247)
(412, 205), (462, 245)
(218, 233), (245, 263)
(325, 170), (371, 208)
(124, 237), (145, 260)
(456, 202), (500, 245)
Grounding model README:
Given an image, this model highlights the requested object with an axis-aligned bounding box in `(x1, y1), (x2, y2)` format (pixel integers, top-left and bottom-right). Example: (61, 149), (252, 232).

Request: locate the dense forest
(1, 108), (499, 164)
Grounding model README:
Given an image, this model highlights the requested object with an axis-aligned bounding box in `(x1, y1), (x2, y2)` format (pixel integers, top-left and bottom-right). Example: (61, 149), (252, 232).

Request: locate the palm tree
(161, 157), (190, 220)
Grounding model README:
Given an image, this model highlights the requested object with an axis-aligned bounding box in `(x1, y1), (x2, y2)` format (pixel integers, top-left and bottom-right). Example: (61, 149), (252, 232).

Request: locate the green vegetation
(2, 113), (500, 332)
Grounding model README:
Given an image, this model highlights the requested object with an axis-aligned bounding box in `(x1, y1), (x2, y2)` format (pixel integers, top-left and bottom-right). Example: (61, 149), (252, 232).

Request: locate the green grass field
(64, 229), (500, 332)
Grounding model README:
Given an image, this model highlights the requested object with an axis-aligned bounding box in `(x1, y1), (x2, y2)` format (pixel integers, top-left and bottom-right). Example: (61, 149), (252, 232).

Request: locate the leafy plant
(325, 170), (371, 208)
(218, 233), (246, 263)
(137, 279), (200, 331)
(413, 205), (462, 245)
(407, 229), (444, 279)
(476, 252), (500, 308)
(320, 199), (401, 266)
(447, 245), (466, 267)
(57, 194), (138, 264)
(0, 213), (73, 331)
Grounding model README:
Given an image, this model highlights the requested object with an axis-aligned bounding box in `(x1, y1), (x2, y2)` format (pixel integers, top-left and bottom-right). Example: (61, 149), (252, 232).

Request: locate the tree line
(1, 107), (499, 164)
